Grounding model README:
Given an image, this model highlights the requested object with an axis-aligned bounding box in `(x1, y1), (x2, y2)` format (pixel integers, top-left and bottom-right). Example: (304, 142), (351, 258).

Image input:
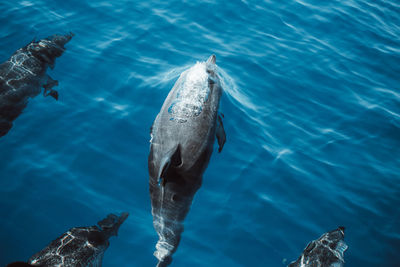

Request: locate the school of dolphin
(1, 34), (348, 267)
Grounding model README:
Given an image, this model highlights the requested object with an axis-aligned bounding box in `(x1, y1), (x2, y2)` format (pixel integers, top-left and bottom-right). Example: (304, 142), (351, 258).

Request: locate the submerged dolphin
(289, 226), (348, 267)
(0, 33), (73, 137)
(7, 212), (129, 267)
(148, 55), (226, 266)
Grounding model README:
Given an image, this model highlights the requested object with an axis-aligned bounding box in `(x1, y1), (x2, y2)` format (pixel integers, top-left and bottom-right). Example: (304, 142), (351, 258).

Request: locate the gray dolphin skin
(288, 226), (348, 267)
(7, 212), (129, 267)
(0, 33), (73, 137)
(148, 55), (226, 266)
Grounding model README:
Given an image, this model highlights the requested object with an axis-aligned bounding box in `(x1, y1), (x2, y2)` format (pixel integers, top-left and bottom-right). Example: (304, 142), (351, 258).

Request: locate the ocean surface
(0, 0), (399, 266)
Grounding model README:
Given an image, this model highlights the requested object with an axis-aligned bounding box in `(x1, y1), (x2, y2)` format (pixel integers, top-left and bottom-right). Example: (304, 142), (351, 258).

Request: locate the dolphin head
(205, 54), (221, 87)
(27, 33), (73, 67)
(97, 212), (129, 238)
(49, 33), (74, 48)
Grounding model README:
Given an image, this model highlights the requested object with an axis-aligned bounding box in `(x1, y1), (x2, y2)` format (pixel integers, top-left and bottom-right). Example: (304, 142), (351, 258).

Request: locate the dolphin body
(7, 213), (129, 267)
(0, 33), (73, 137)
(288, 227), (348, 267)
(148, 55), (226, 266)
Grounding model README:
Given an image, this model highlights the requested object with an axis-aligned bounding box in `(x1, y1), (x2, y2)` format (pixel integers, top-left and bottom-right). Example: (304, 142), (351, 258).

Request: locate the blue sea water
(0, 0), (399, 266)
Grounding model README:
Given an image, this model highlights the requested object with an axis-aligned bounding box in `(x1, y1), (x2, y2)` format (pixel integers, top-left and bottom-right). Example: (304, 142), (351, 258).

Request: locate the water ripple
(1, 0), (399, 266)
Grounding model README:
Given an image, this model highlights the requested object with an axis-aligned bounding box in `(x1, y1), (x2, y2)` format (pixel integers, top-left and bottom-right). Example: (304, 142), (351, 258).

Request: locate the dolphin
(148, 55), (226, 266)
(0, 33), (73, 137)
(7, 212), (129, 267)
(288, 226), (348, 267)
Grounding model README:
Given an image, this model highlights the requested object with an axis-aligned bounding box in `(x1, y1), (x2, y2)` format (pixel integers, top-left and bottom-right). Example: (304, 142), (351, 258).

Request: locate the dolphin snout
(51, 32), (74, 47)
(207, 54), (216, 64)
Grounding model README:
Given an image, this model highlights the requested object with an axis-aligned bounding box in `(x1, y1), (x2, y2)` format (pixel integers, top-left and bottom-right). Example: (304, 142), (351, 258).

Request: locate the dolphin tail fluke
(97, 212), (129, 238)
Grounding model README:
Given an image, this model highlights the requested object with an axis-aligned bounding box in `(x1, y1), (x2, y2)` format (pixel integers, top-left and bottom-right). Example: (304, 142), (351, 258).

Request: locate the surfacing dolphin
(288, 226), (348, 267)
(0, 33), (73, 137)
(148, 55), (226, 266)
(7, 212), (128, 267)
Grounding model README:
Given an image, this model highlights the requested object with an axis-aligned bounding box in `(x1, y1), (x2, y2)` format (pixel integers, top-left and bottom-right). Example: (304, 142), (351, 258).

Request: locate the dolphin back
(0, 33), (73, 138)
(149, 55), (223, 267)
(24, 213), (128, 267)
(288, 227), (347, 267)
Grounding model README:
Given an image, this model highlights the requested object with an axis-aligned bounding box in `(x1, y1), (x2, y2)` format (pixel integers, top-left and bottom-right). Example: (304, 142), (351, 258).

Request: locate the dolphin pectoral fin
(43, 88), (59, 100)
(216, 114), (226, 153)
(43, 76), (59, 100)
(47, 89), (59, 100)
(158, 145), (182, 186)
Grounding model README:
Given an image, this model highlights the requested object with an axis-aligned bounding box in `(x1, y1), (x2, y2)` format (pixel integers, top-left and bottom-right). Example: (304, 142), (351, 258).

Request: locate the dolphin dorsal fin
(158, 145), (182, 186)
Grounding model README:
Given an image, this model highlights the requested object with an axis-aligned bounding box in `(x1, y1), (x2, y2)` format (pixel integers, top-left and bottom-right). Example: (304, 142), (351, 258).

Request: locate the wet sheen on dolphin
(0, 33), (73, 137)
(288, 226), (348, 267)
(7, 213), (129, 267)
(148, 55), (226, 266)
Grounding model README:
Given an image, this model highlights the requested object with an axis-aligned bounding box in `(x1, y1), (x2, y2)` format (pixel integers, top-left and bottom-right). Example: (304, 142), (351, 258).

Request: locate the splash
(218, 67), (261, 113)
(151, 59), (260, 118)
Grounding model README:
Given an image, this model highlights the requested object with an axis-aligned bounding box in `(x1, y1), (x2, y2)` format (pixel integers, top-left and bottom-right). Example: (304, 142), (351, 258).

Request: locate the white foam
(186, 62), (208, 84)
(154, 240), (174, 261)
(169, 62), (211, 118)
